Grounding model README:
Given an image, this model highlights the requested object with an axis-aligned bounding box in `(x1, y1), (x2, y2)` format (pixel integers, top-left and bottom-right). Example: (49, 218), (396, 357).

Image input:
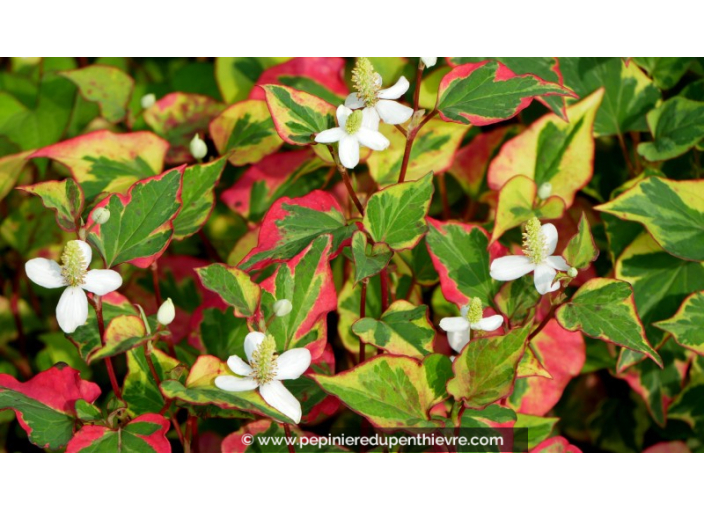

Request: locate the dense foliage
(1, 57), (703, 453)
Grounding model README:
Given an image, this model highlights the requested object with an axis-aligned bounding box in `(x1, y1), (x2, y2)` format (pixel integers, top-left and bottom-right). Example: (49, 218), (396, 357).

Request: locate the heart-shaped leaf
(17, 178), (84, 231)
(350, 230), (392, 284)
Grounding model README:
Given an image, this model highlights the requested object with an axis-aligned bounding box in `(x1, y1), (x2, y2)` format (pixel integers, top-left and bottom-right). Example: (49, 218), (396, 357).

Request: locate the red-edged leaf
(239, 190), (355, 272)
(31, 130), (168, 202)
(643, 441), (690, 453)
(66, 413), (171, 453)
(530, 436), (582, 453)
(17, 178), (84, 232)
(0, 365), (100, 450)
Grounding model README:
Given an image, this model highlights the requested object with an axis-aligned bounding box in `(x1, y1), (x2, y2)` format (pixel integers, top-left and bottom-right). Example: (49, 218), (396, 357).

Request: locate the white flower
(215, 332), (311, 424)
(140, 93), (156, 109)
(344, 57), (413, 127)
(157, 298), (175, 326)
(91, 207), (110, 225)
(315, 105), (389, 169)
(273, 299), (292, 317)
(25, 240), (122, 334)
(189, 133), (207, 160)
(439, 297), (503, 353)
(420, 57), (437, 68)
(490, 218), (571, 295)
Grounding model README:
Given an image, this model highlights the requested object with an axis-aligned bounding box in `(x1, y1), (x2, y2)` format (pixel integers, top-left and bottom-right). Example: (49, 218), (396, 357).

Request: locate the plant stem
(617, 133), (635, 177)
(283, 423), (295, 453)
(359, 280), (367, 363)
(437, 173), (450, 219)
(328, 146), (364, 216)
(93, 296), (122, 400)
(185, 415), (199, 453)
(397, 61), (426, 184)
(171, 415), (185, 447)
(150, 261), (162, 308)
(380, 268), (390, 312)
(397, 111), (438, 184)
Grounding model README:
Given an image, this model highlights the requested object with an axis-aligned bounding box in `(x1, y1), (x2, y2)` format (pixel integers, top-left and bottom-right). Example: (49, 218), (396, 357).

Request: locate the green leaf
(633, 57), (693, 90)
(215, 57), (290, 103)
(0, 150), (31, 201)
(75, 399), (102, 422)
(311, 354), (452, 429)
(262, 84), (336, 145)
(352, 300), (435, 359)
(17, 178), (84, 232)
(85, 315), (153, 364)
(437, 60), (573, 126)
(447, 325), (530, 408)
(596, 176), (704, 261)
(195, 263), (260, 317)
(172, 157), (226, 239)
(60, 65), (133, 122)
(66, 413), (171, 453)
(458, 405), (517, 453)
(637, 97), (704, 161)
(200, 307), (250, 361)
(514, 413), (559, 450)
(350, 230), (393, 284)
(494, 276), (540, 328)
(562, 213), (599, 269)
(123, 348), (180, 417)
(87, 166), (183, 268)
(556, 277), (662, 367)
(655, 291), (704, 356)
(363, 172), (434, 251)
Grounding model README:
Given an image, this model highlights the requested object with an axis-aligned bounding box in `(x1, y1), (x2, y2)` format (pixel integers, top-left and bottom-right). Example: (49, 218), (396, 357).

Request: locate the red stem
(380, 268), (390, 312)
(328, 146), (364, 216)
(283, 423), (295, 453)
(93, 296), (122, 400)
(359, 280), (367, 363)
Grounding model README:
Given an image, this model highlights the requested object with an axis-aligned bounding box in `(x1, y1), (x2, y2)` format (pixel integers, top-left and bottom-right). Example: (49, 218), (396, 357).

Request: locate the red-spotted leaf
(447, 325), (531, 409)
(262, 84), (336, 145)
(66, 413), (171, 453)
(310, 354), (452, 429)
(143, 92), (225, 164)
(363, 172), (434, 251)
(87, 166), (183, 268)
(209, 99), (283, 166)
(195, 263), (260, 317)
(0, 365), (100, 450)
(258, 235), (337, 358)
(436, 61), (575, 126)
(17, 178), (84, 231)
(509, 320), (585, 416)
(31, 130), (168, 202)
(221, 149), (329, 223)
(172, 157), (226, 239)
(239, 190), (355, 272)
(60, 65), (134, 123)
(530, 436), (582, 453)
(426, 218), (503, 307)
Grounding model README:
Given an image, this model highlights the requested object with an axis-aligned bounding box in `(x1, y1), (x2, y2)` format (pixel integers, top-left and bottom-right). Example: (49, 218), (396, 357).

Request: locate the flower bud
(420, 57), (437, 68)
(140, 93), (156, 109)
(567, 267), (578, 278)
(538, 182), (553, 200)
(190, 134), (207, 160)
(157, 298), (175, 326)
(91, 207), (110, 225)
(273, 299), (293, 317)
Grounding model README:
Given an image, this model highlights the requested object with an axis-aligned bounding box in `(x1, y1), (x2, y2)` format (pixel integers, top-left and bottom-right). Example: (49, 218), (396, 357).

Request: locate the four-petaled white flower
(215, 332), (311, 424)
(490, 218), (571, 295)
(25, 240), (122, 334)
(439, 297), (504, 353)
(315, 105), (389, 169)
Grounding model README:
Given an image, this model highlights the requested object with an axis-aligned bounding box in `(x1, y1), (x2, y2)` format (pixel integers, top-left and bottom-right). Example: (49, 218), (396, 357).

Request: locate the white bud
(140, 93), (156, 109)
(420, 57), (437, 68)
(537, 182), (553, 200)
(91, 207), (110, 225)
(157, 298), (175, 326)
(273, 299), (292, 317)
(567, 267), (578, 278)
(190, 133), (207, 160)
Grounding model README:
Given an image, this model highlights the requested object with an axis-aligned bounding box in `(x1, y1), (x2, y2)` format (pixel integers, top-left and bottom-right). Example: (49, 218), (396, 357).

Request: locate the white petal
(74, 240), (93, 269)
(439, 316), (470, 333)
(227, 355), (253, 376)
(275, 348), (312, 380)
(375, 99), (413, 125)
(541, 223), (558, 256)
(362, 106), (380, 131)
(338, 135), (360, 169)
(56, 286), (88, 334)
(534, 263), (559, 295)
(336, 104), (352, 126)
(356, 128), (390, 151)
(447, 329), (470, 353)
(259, 380), (302, 423)
(81, 269), (122, 296)
(344, 93), (365, 109)
(459, 305), (469, 317)
(378, 76), (410, 100)
(474, 315), (504, 332)
(25, 258), (65, 289)
(215, 375), (258, 392)
(546, 255), (570, 272)
(490, 256), (536, 281)
(244, 331), (267, 363)
(421, 57), (437, 68)
(314, 127), (344, 144)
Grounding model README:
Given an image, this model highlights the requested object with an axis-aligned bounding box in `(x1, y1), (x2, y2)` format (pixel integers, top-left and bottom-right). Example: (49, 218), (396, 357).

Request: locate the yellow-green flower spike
(522, 217), (547, 264)
(351, 57), (380, 107)
(60, 240), (87, 287)
(249, 335), (278, 385)
(345, 110), (364, 134)
(466, 297), (483, 325)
